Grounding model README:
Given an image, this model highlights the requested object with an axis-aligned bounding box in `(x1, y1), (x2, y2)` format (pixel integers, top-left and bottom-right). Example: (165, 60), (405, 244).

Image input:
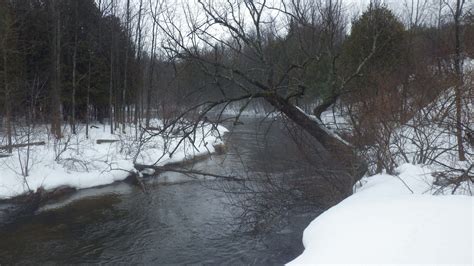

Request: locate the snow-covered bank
(289, 163), (473, 265)
(290, 88), (473, 264)
(0, 121), (228, 199)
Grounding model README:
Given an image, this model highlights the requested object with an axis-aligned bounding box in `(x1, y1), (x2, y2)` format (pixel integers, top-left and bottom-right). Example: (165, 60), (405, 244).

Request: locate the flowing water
(0, 118), (340, 264)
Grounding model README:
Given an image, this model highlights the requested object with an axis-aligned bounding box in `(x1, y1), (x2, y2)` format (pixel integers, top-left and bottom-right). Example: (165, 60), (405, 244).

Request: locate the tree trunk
(71, 0), (78, 135)
(50, 0), (62, 139)
(109, 0), (115, 134)
(86, 53), (92, 139)
(134, 0), (143, 131)
(454, 0), (466, 161)
(146, 20), (157, 128)
(3, 38), (12, 153)
(122, 0), (130, 134)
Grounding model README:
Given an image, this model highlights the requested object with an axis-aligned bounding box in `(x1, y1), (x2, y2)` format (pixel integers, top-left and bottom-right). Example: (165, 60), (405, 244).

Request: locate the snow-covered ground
(289, 163), (473, 265)
(0, 120), (227, 199)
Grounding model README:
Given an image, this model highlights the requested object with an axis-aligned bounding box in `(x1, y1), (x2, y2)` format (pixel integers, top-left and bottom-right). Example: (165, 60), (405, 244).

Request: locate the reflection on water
(0, 118), (337, 264)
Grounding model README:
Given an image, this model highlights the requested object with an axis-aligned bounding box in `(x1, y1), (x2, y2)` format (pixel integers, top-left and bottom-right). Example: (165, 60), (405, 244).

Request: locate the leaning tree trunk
(264, 93), (367, 195)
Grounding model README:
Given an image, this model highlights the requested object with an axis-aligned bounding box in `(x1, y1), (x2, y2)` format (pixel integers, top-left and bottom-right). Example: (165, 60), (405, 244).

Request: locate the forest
(0, 0), (473, 264)
(0, 0), (472, 141)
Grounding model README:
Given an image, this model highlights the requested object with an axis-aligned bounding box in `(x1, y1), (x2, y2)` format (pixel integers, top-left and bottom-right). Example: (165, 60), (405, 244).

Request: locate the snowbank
(288, 163), (474, 265)
(0, 121), (228, 199)
(290, 59), (473, 264)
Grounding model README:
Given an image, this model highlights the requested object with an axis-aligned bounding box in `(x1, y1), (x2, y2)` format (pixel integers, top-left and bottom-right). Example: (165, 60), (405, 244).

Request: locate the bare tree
(144, 0), (387, 195)
(146, 0), (165, 127)
(402, 0), (430, 29)
(444, 0), (468, 161)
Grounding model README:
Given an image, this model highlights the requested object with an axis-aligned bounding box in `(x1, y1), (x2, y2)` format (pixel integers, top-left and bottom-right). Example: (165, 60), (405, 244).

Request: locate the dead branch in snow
(96, 139), (120, 144)
(0, 141), (45, 150)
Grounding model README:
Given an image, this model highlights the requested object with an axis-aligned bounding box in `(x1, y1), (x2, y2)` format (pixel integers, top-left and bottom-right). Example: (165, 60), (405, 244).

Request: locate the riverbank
(0, 120), (228, 201)
(289, 163), (473, 264)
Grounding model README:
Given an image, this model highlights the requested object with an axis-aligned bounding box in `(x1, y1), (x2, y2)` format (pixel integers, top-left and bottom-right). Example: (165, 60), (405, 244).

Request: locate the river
(0, 117), (343, 264)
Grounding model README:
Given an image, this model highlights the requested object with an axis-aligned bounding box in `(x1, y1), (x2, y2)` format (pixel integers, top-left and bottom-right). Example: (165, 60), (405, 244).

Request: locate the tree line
(0, 0), (142, 141)
(1, 0), (472, 169)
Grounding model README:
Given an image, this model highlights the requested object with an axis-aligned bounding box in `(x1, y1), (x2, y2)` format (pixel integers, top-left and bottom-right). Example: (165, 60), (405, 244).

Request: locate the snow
(295, 105), (352, 146)
(289, 163), (474, 265)
(320, 104), (352, 133)
(0, 120), (228, 199)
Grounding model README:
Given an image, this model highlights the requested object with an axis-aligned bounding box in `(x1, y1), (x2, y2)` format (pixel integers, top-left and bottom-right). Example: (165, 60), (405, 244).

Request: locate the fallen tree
(0, 141), (45, 150)
(96, 139), (120, 144)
